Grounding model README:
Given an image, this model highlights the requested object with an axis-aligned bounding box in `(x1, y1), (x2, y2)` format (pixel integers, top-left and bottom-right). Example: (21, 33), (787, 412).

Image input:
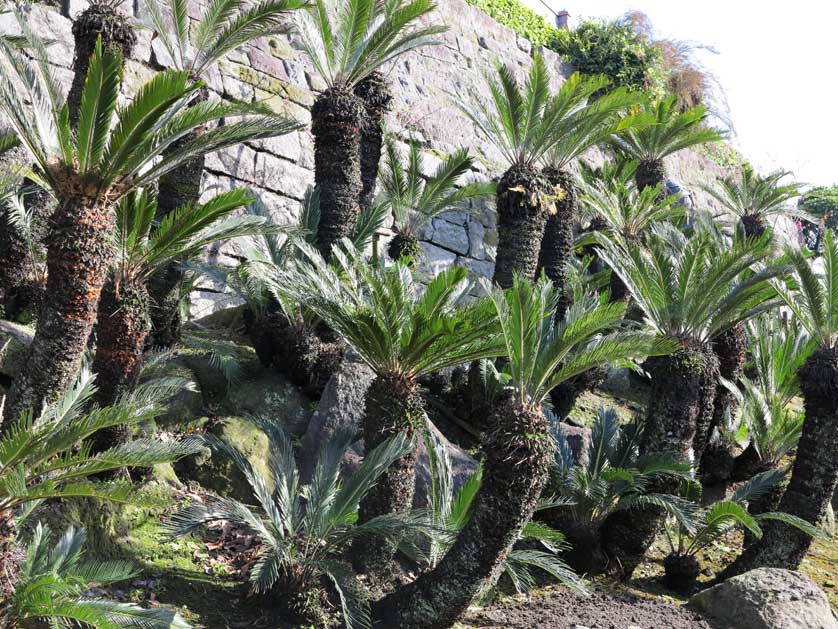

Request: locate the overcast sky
(518, 0), (838, 188)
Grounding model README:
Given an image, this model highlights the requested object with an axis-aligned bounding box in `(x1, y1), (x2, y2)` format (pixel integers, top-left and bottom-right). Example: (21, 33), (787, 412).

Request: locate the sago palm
(535, 73), (643, 315)
(293, 0), (445, 256)
(376, 275), (676, 629)
(141, 0), (305, 345)
(610, 95), (726, 191)
(4, 523), (191, 628)
(0, 31), (300, 425)
(377, 136), (495, 263)
(274, 241), (503, 572)
(457, 53), (566, 288)
(595, 225), (786, 578)
(723, 231), (838, 576)
(0, 368), (200, 617)
(91, 187), (263, 456)
(702, 165), (805, 238)
(166, 426), (422, 629)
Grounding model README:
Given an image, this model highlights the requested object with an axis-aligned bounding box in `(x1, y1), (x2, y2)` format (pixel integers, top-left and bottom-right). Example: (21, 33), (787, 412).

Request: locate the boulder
(223, 370), (310, 437)
(0, 320), (33, 379)
(413, 423), (479, 508)
(300, 354), (374, 481)
(689, 568), (838, 629)
(558, 424), (592, 467)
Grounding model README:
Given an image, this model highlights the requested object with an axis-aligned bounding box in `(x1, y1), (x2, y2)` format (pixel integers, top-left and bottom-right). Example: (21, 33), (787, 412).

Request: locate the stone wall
(0, 0), (735, 316)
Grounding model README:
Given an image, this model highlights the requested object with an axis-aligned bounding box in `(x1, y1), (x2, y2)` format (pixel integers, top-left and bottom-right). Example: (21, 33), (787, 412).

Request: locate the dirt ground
(461, 587), (717, 629)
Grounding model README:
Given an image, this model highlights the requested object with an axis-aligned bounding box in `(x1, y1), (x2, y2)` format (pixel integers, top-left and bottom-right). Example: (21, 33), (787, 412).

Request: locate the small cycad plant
(165, 423), (427, 629)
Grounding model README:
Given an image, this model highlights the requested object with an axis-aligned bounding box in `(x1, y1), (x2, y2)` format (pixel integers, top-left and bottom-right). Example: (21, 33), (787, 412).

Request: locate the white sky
(518, 0), (838, 187)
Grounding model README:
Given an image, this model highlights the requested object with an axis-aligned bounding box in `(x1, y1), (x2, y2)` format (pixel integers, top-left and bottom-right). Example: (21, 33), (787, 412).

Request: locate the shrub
(465, 0), (567, 49)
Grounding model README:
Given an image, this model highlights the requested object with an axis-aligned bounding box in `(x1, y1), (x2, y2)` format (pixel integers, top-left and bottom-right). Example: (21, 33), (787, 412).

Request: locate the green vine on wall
(465, 0), (567, 49)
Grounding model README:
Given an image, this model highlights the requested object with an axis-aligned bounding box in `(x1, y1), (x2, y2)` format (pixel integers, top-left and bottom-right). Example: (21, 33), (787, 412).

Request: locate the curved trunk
(90, 278), (150, 450)
(721, 346), (838, 577)
(697, 324), (747, 470)
(0, 511), (21, 629)
(148, 88), (209, 348)
(353, 372), (423, 574)
(635, 159), (666, 192)
(68, 4), (136, 127)
(374, 398), (553, 629)
(601, 342), (718, 579)
(739, 214), (766, 239)
(354, 72), (392, 211)
(312, 87), (365, 258)
(3, 198), (114, 428)
(537, 167), (576, 319)
(492, 165), (548, 289)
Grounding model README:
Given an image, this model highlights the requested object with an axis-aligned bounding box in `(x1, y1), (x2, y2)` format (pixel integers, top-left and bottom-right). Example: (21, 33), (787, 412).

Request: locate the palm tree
(274, 241), (503, 572)
(0, 368), (201, 614)
(166, 426), (422, 629)
(90, 187), (264, 456)
(577, 165), (683, 301)
(596, 225), (786, 578)
(69, 0), (136, 127)
(377, 136), (495, 264)
(293, 0), (445, 257)
(535, 73), (642, 315)
(702, 165), (805, 238)
(141, 0), (305, 345)
(4, 523), (191, 628)
(722, 231), (838, 576)
(375, 275), (676, 629)
(610, 95), (726, 192)
(0, 31), (300, 425)
(457, 53), (568, 288)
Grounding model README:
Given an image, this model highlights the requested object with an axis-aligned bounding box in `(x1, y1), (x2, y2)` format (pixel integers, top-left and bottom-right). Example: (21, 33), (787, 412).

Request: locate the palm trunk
(374, 397), (553, 629)
(740, 214), (766, 239)
(492, 164), (548, 289)
(90, 278), (150, 449)
(354, 72), (392, 211)
(744, 477), (786, 547)
(3, 198), (114, 428)
(387, 232), (422, 265)
(697, 324), (747, 481)
(635, 159), (666, 192)
(601, 342), (718, 578)
(353, 372), (423, 574)
(537, 167), (575, 319)
(0, 511), (21, 629)
(68, 3), (136, 127)
(721, 346), (838, 577)
(312, 86), (365, 258)
(148, 89), (209, 347)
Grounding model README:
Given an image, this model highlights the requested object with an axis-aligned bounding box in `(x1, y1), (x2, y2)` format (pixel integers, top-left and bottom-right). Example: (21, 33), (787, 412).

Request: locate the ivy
(465, 0), (567, 49)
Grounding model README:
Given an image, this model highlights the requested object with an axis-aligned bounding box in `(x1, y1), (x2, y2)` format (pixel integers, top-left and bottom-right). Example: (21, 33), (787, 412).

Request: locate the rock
(175, 416), (275, 503)
(689, 568), (838, 629)
(413, 423), (479, 508)
(299, 354), (374, 481)
(558, 424), (592, 467)
(223, 370), (311, 437)
(0, 320), (33, 378)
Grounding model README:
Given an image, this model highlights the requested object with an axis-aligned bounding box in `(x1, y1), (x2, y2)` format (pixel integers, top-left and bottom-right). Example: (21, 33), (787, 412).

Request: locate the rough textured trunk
(0, 511), (21, 628)
(387, 232), (422, 265)
(312, 87), (365, 258)
(148, 88), (209, 348)
(744, 477), (786, 547)
(537, 167), (575, 319)
(354, 72), (392, 211)
(90, 278), (150, 450)
(635, 159), (666, 192)
(721, 346), (838, 577)
(601, 342), (718, 579)
(374, 398), (553, 629)
(697, 324), (747, 469)
(3, 198), (114, 427)
(492, 164), (548, 289)
(68, 4), (136, 127)
(353, 372), (423, 574)
(740, 214), (766, 239)
(0, 205), (31, 316)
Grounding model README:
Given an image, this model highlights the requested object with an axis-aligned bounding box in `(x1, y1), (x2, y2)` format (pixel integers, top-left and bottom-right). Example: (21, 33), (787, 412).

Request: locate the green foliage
(695, 141), (749, 171)
(701, 165), (806, 225)
(551, 406), (695, 527)
(464, 0), (566, 49)
(8, 523), (191, 628)
(165, 426), (426, 629)
(799, 185), (838, 219)
(552, 19), (664, 95)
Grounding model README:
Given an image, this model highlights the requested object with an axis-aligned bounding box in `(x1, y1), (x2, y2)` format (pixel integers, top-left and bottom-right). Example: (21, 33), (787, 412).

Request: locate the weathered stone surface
(557, 424), (593, 467)
(413, 423), (478, 508)
(223, 371), (311, 436)
(431, 218), (469, 255)
(689, 568), (838, 629)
